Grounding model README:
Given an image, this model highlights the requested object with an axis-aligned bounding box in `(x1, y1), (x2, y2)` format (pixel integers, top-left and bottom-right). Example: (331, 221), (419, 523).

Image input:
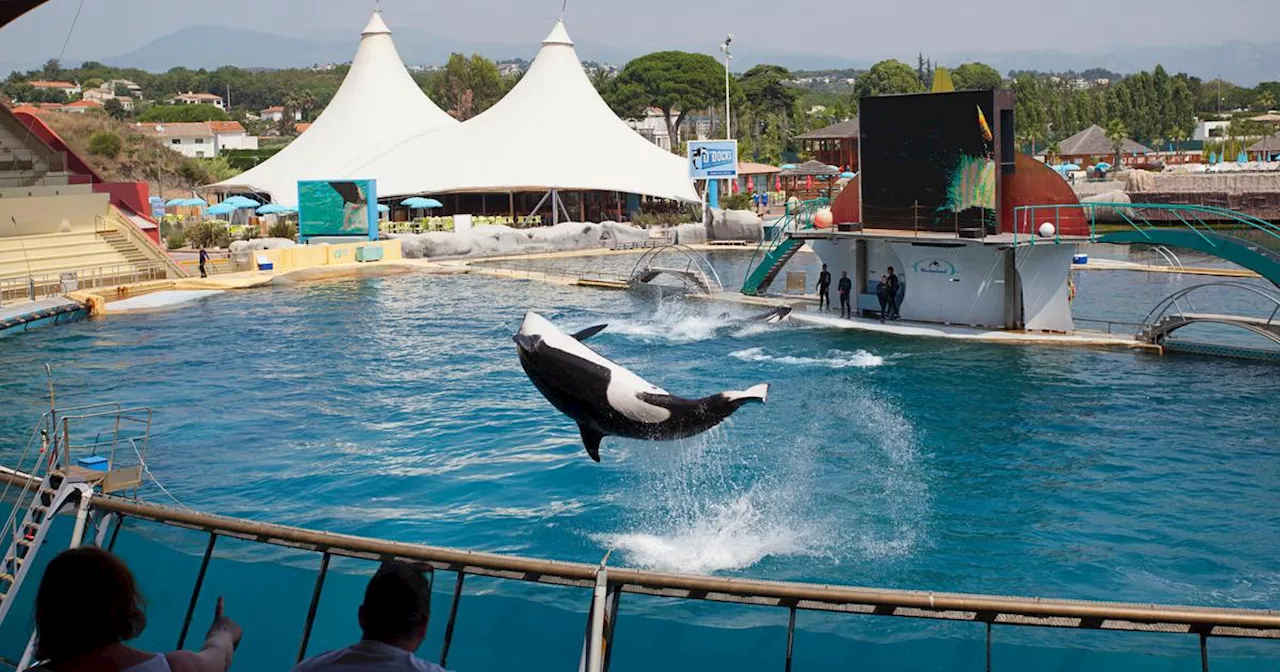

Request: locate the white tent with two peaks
(205, 12), (458, 208)
(342, 20), (700, 207)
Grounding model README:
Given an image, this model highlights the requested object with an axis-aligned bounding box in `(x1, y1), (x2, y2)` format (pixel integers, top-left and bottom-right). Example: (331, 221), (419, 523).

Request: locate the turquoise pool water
(0, 251), (1276, 670)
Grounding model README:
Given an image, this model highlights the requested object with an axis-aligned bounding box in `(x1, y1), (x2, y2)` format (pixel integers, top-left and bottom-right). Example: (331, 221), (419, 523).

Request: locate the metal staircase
(0, 373), (152, 663)
(741, 198), (828, 296)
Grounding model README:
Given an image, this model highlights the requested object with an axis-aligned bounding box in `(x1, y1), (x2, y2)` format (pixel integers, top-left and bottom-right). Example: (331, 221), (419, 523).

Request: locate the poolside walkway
(689, 292), (1160, 352)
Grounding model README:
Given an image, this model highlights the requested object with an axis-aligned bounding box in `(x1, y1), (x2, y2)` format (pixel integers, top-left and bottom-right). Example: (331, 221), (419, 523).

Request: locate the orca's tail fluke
(720, 383), (768, 408)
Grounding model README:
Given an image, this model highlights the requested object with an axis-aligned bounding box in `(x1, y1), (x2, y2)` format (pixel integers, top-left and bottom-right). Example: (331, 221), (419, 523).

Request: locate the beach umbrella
(376, 204), (390, 212)
(183, 197), (208, 207)
(1062, 163), (1080, 171)
(1093, 162), (1111, 171)
(774, 176), (782, 191)
(256, 204), (293, 215)
(206, 203), (236, 216)
(780, 164), (797, 170)
(400, 197), (428, 207)
(805, 175), (813, 189)
(1237, 150), (1248, 164)
(840, 171), (856, 179)
(419, 198), (443, 208)
(164, 197), (187, 207)
(223, 195), (261, 209)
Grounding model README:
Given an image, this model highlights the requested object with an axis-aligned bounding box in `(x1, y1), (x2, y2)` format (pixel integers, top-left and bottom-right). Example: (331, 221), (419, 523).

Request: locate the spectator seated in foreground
(292, 560), (451, 672)
(30, 547), (241, 672)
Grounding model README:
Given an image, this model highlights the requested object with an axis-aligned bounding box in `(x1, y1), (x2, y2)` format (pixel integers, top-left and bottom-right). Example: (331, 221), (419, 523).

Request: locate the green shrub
(87, 131), (122, 158)
(185, 221), (232, 248)
(267, 220), (297, 240)
(721, 192), (752, 210)
(177, 158), (208, 185)
(631, 210), (689, 227)
(238, 226), (261, 241)
(164, 228), (186, 250)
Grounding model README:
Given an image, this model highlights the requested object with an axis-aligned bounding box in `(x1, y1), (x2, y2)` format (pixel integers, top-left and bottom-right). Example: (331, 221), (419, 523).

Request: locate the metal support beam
(296, 552), (331, 663)
(439, 572), (465, 667)
(106, 514), (124, 551)
(986, 622), (992, 672)
(1200, 632), (1209, 672)
(784, 606), (796, 672)
(177, 533), (218, 649)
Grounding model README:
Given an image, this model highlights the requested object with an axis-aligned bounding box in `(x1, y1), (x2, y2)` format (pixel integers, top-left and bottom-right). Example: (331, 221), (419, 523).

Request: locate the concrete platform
(1074, 257), (1260, 278)
(690, 292), (1160, 352)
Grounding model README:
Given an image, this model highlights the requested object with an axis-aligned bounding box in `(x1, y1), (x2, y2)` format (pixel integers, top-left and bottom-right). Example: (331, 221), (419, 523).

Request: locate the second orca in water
(513, 311), (768, 461)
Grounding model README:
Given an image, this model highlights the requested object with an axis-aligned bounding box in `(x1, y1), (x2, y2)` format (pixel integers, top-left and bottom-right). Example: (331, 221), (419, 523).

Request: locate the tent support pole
(551, 189), (559, 225)
(616, 192), (622, 222)
(509, 192), (515, 222)
(579, 192), (586, 222)
(559, 192), (573, 223)
(527, 191), (551, 225)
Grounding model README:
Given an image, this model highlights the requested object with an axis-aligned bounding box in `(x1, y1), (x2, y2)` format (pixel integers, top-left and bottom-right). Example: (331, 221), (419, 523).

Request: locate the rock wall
(394, 221), (649, 259)
(708, 208), (764, 241)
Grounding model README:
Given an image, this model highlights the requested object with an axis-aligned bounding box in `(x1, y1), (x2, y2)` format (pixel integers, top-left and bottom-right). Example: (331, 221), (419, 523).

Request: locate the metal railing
(473, 259), (631, 286)
(1011, 202), (1280, 248)
(0, 462), (1277, 670)
(0, 260), (171, 306)
(95, 214), (189, 279)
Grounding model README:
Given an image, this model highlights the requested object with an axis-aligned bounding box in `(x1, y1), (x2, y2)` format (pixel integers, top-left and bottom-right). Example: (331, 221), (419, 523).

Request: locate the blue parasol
(222, 195), (261, 209)
(206, 203), (236, 216)
(256, 204), (294, 215)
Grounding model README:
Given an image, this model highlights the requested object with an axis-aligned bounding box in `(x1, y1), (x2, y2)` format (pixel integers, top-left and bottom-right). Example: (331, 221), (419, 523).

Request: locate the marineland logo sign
(688, 140), (738, 179)
(913, 259), (957, 276)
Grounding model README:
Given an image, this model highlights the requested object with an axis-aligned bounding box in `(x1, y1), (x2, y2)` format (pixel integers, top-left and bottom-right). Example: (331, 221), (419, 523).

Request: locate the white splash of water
(602, 299), (787, 344)
(729, 346), (885, 368)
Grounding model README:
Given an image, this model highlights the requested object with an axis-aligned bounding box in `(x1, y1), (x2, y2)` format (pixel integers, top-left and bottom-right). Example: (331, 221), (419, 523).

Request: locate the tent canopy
(345, 20), (698, 204)
(204, 11), (458, 207)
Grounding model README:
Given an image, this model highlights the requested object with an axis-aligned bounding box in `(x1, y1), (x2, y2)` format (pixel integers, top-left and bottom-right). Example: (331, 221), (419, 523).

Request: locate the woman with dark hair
(31, 547), (241, 672)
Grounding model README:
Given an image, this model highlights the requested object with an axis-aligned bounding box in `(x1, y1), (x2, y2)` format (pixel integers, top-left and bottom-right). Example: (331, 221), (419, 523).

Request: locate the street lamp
(720, 34), (732, 140)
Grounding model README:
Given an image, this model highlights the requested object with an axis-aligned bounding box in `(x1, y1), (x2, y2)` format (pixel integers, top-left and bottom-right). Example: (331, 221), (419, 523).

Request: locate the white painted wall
(1016, 243), (1076, 333)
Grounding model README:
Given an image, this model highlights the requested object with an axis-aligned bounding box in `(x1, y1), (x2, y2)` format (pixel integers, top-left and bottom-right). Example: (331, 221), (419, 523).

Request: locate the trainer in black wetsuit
(837, 271), (852, 318)
(198, 247), (209, 278)
(816, 264), (832, 311)
(885, 266), (901, 320)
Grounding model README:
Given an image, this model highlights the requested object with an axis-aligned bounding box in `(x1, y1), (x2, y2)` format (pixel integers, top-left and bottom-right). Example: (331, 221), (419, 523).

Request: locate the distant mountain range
(6, 25), (1278, 86)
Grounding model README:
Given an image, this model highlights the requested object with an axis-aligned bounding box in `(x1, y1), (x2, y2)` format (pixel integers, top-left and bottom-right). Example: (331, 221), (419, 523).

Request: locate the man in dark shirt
(198, 247), (209, 278)
(837, 270), (852, 318)
(816, 264), (832, 311)
(885, 266), (901, 320)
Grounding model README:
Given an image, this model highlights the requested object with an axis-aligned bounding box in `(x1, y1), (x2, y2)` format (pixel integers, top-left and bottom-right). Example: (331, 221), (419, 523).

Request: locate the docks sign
(688, 140), (738, 180)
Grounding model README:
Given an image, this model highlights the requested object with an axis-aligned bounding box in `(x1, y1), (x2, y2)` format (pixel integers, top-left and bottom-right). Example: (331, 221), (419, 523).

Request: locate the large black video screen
(859, 90), (998, 232)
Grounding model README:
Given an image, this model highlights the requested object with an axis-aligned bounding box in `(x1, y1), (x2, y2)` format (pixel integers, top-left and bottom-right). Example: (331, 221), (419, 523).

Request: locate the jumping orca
(716, 306), (792, 325)
(513, 311), (769, 462)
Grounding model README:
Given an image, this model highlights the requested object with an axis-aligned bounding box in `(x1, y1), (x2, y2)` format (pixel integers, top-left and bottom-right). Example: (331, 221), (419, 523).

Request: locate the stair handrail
(1013, 202), (1280, 249)
(94, 213), (188, 279)
(742, 198), (829, 293)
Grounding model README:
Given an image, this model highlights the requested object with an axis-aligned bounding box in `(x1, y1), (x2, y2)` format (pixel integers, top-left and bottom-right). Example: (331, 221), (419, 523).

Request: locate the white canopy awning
(206, 11), (458, 207)
(345, 20), (699, 204)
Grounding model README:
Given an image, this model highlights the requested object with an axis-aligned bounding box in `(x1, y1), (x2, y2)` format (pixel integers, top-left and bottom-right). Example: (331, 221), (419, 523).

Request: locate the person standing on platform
(837, 270), (852, 319)
(885, 266), (901, 320)
(198, 247), (209, 278)
(876, 273), (890, 322)
(816, 264), (832, 311)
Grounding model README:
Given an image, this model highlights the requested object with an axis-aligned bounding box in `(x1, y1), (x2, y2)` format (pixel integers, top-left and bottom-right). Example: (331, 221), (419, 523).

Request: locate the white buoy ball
(814, 208), (834, 228)
(1039, 222), (1056, 238)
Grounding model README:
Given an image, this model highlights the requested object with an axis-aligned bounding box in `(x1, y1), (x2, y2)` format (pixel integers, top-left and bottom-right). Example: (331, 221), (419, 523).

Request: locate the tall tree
(951, 62), (1003, 91)
(854, 59), (924, 101)
(1105, 118), (1129, 164)
(433, 53), (504, 120)
(608, 51), (728, 152)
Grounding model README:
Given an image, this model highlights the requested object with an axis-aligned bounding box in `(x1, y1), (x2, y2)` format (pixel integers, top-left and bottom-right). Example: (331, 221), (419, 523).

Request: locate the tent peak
(542, 19), (574, 46)
(361, 10), (392, 36)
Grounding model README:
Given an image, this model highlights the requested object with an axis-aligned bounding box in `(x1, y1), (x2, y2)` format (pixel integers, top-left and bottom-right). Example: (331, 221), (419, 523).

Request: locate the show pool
(0, 251), (1276, 671)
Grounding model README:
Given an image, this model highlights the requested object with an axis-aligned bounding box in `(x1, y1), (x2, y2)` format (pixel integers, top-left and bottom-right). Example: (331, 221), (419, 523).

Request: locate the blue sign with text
(688, 140), (738, 179)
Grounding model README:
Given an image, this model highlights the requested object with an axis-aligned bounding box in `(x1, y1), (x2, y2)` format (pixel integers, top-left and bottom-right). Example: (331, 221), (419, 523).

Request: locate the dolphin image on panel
(513, 311), (768, 462)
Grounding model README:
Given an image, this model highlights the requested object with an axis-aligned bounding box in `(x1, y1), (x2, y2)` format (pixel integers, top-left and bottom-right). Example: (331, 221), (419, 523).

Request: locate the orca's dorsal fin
(577, 423), (605, 462)
(570, 324), (608, 341)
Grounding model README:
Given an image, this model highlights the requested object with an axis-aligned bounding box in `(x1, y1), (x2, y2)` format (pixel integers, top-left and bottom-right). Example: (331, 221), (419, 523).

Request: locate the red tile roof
(9, 103), (43, 115)
(295, 122), (312, 134)
(28, 80), (76, 89)
(208, 121), (246, 133)
(261, 106), (284, 113)
(63, 99), (102, 108)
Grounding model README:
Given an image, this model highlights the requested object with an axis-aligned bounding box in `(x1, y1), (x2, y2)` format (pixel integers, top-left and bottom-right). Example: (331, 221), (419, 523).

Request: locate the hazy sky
(4, 0), (1279, 65)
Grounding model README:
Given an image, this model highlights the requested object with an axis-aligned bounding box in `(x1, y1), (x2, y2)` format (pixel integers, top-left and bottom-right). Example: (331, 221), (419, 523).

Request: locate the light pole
(720, 34), (733, 140)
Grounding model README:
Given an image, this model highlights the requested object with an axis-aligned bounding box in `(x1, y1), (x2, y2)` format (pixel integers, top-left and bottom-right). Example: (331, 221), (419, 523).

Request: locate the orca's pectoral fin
(722, 383), (769, 408)
(513, 333), (543, 352)
(570, 324), (608, 341)
(577, 423), (605, 462)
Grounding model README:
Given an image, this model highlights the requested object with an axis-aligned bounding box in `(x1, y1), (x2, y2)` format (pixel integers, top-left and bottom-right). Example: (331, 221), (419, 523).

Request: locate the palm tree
(1105, 119), (1129, 166)
(1045, 141), (1061, 165)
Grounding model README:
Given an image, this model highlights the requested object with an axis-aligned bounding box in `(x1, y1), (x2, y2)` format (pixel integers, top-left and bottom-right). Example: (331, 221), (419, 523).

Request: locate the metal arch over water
(1136, 281), (1280, 348)
(628, 245), (724, 294)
